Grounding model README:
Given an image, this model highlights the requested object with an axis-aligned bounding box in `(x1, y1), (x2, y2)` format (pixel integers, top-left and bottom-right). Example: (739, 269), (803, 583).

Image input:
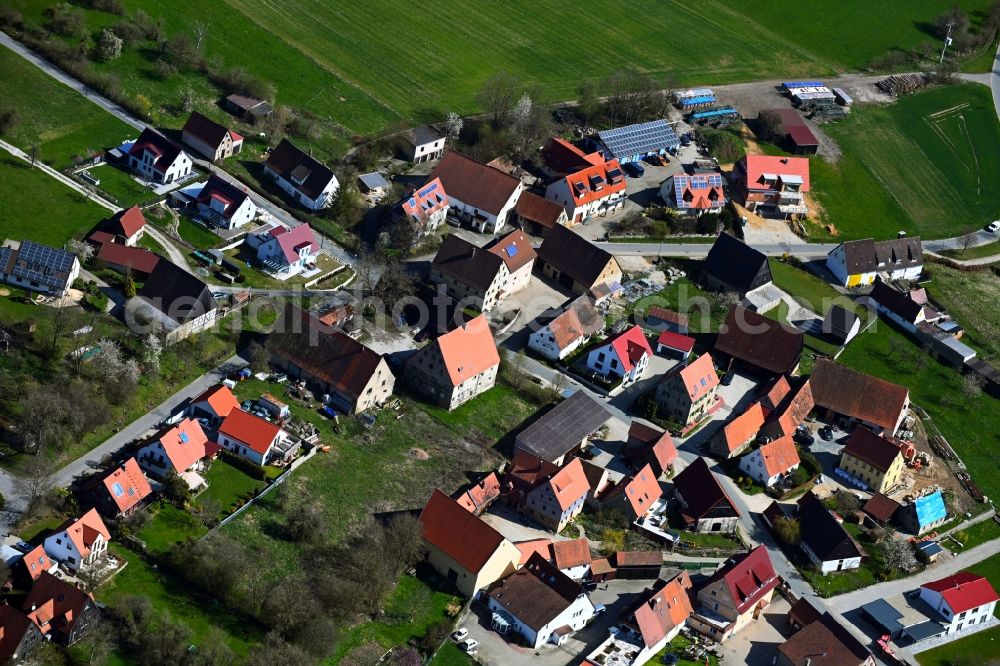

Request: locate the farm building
(405, 125), (445, 164)
(700, 232), (772, 295)
(758, 109), (819, 155)
(428, 151), (523, 234)
(596, 119), (680, 163)
(222, 93), (273, 121)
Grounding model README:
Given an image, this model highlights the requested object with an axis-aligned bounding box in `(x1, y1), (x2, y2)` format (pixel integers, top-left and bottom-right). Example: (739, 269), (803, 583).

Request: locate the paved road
(959, 40), (1000, 118)
(599, 240), (839, 259)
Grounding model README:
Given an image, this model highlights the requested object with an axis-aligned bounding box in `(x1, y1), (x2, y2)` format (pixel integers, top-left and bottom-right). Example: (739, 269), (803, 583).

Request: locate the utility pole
(939, 19), (956, 63)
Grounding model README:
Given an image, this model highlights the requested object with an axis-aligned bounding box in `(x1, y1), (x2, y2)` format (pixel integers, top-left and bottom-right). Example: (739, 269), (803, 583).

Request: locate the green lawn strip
(137, 231), (166, 255)
(837, 322), (1000, 507)
(136, 501), (207, 554)
(939, 240), (1000, 260)
(802, 565), (878, 598)
(430, 642), (476, 666)
(196, 457), (267, 519)
(947, 519), (1000, 553)
(18, 515), (68, 545)
(630, 275), (728, 333)
(653, 632), (720, 666)
(961, 37), (1000, 73)
(82, 163), (159, 208)
(326, 574), (462, 664)
(762, 300), (791, 325)
(0, 156), (109, 246)
(769, 259), (852, 316)
(0, 48), (136, 170)
(969, 552), (1000, 613)
(916, 625), (1000, 665)
(100, 544), (263, 657)
(925, 264), (1000, 359)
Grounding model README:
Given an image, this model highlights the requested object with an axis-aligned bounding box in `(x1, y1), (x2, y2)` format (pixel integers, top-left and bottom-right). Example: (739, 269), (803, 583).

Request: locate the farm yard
(812, 84), (1000, 240)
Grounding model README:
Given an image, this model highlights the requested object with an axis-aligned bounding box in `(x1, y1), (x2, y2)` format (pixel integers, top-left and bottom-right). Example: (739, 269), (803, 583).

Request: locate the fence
(211, 450), (313, 532)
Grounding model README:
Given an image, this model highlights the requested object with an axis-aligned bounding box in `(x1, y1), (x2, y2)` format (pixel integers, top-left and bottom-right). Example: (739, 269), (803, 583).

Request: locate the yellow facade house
(838, 427), (905, 495)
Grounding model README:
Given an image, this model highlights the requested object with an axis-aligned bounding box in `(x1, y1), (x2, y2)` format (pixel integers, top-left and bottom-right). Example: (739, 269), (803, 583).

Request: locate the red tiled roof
(633, 572), (694, 648)
(778, 613), (873, 666)
(401, 177), (448, 222)
(506, 449), (562, 491)
(622, 464), (663, 519)
(862, 492), (900, 523)
(19, 545), (53, 581)
(153, 418), (209, 473)
(562, 158), (627, 206)
(88, 230), (115, 245)
(756, 434), (800, 478)
(922, 572), (999, 614)
(436, 315), (500, 387)
(456, 472), (501, 514)
(774, 379), (815, 437)
(547, 458), (591, 511)
(551, 537), (591, 570)
(656, 330), (695, 353)
(488, 229), (536, 273)
(218, 409), (282, 455)
(514, 538), (554, 565)
(810, 359), (908, 432)
(420, 489), (508, 573)
(101, 457), (153, 514)
(761, 376), (792, 409)
(647, 306), (689, 328)
(615, 551), (663, 567)
(23, 572), (94, 638)
(546, 307), (587, 351)
(842, 426), (902, 473)
(96, 242), (160, 275)
(738, 155), (811, 192)
(712, 545), (780, 614)
(722, 402), (768, 453)
(192, 384), (240, 419)
(428, 150), (521, 216)
(542, 137), (605, 174)
(604, 325), (652, 372)
(272, 223), (317, 265)
(54, 509), (110, 559)
(111, 206), (147, 238)
(514, 191), (566, 228)
(676, 352), (719, 401)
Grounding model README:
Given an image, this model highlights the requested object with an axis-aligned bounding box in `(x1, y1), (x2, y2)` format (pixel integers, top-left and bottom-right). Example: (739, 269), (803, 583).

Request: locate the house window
(68, 556), (76, 563)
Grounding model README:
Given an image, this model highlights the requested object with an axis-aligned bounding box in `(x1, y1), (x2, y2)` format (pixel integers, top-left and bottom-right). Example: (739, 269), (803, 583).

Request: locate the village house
(653, 352), (721, 430)
(268, 304), (395, 414)
(776, 612), (876, 666)
(623, 421), (678, 477)
(253, 223), (319, 278)
(136, 417), (211, 484)
(758, 377), (814, 441)
(671, 458), (741, 533)
(429, 231), (535, 312)
(513, 191), (569, 236)
(715, 306), (804, 377)
(661, 172), (726, 215)
(738, 434), (801, 487)
(862, 492), (901, 528)
(427, 151), (523, 233)
(550, 538), (593, 581)
(194, 174), (258, 230)
(23, 572), (100, 646)
(405, 125), (445, 163)
(263, 139), (339, 210)
(0, 239), (80, 298)
(514, 390), (612, 465)
(918, 572), (999, 636)
(92, 457), (153, 518)
(826, 236), (924, 288)
(419, 489), (520, 597)
(485, 552), (596, 648)
(701, 232), (773, 295)
(586, 325), (653, 386)
(43, 509), (110, 573)
(711, 401), (766, 459)
(129, 260), (218, 345)
(507, 454), (590, 533)
(222, 93), (273, 122)
(528, 295), (603, 361)
(869, 278), (937, 333)
(536, 224), (623, 297)
(583, 572), (694, 666)
(0, 605), (44, 663)
(810, 359), (910, 434)
(598, 463), (663, 522)
(99, 206), (147, 246)
(688, 546), (781, 642)
(181, 111), (244, 161)
(93, 243), (159, 280)
(217, 408), (292, 466)
(796, 491), (863, 574)
(127, 127), (193, 185)
(13, 546), (55, 585)
(455, 473), (502, 516)
(405, 315), (500, 410)
(731, 155), (810, 218)
(897, 489), (949, 535)
(188, 383), (240, 428)
(395, 177), (450, 236)
(838, 426), (906, 494)
(544, 139), (627, 224)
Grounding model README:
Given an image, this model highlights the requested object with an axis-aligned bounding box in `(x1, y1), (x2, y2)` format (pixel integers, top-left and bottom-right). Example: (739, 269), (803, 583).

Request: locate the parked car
(451, 628), (469, 642)
(987, 220), (1000, 234)
(623, 162), (645, 178)
(644, 153), (668, 166)
(819, 425), (834, 441)
(459, 639), (479, 653)
(594, 604), (607, 616)
(793, 430), (815, 446)
(720, 371), (734, 386)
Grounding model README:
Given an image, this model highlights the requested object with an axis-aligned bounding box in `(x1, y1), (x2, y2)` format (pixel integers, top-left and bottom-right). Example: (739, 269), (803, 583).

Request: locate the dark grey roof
(138, 260), (217, 324)
(8, 240), (78, 291)
(264, 139), (337, 201)
(823, 305), (860, 345)
(840, 237), (923, 274)
(598, 120), (680, 158)
(702, 232), (772, 294)
(796, 492), (863, 562)
(515, 391), (611, 462)
(538, 225), (618, 289)
(902, 620), (946, 642)
(916, 541), (943, 557)
(871, 279), (923, 323)
(358, 172), (390, 192)
(432, 234), (503, 292)
(861, 598), (905, 634)
(409, 125), (443, 147)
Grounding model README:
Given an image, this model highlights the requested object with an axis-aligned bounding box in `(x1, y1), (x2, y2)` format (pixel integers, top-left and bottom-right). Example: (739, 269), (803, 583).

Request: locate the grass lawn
(327, 572), (462, 664)
(197, 457), (267, 519)
(803, 564), (878, 598)
(17, 515), (68, 545)
(939, 239), (1000, 260)
(917, 625), (1000, 665)
(100, 545), (263, 658)
(961, 37), (1000, 73)
(926, 264), (1000, 359)
(654, 632), (720, 666)
(769, 259), (848, 315)
(136, 501), (206, 554)
(631, 274), (729, 334)
(837, 321), (1000, 510)
(970, 552), (1000, 602)
(813, 84), (1000, 241)
(81, 163), (158, 208)
(0, 48), (135, 170)
(430, 643), (475, 666)
(947, 518), (1000, 553)
(0, 156), (109, 245)
(763, 299), (791, 324)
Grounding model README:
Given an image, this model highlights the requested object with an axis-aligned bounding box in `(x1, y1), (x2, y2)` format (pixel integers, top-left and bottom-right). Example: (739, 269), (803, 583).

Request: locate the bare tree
(603, 68), (656, 126)
(164, 207), (181, 239)
(142, 333), (162, 373)
(443, 111), (463, 141)
(476, 71), (520, 128)
(47, 301), (78, 357)
(66, 238), (95, 264)
(963, 372), (986, 399)
(959, 231), (976, 257)
(14, 453), (53, 517)
(880, 537), (917, 572)
(192, 20), (209, 51)
(773, 516), (801, 546)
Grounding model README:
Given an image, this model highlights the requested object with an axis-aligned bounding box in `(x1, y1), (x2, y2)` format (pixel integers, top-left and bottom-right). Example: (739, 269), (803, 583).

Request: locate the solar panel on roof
(598, 120), (679, 159)
(179, 431), (189, 443)
(112, 482), (124, 497)
(506, 243), (518, 257)
(418, 182), (437, 198)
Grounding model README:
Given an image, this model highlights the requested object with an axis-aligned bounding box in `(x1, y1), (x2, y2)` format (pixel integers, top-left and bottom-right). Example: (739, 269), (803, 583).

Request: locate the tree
(773, 516), (801, 545)
(757, 110), (783, 143)
(835, 490), (862, 514)
(46, 3), (86, 38)
(122, 357), (141, 384)
(262, 580), (321, 634)
(576, 81), (601, 127)
(603, 68), (656, 126)
(285, 501), (326, 543)
(247, 340), (270, 374)
(443, 111), (463, 141)
(935, 6), (970, 42)
(123, 273), (137, 299)
(880, 537), (917, 573)
(192, 20), (209, 51)
(163, 32), (199, 69)
(142, 333), (162, 373)
(963, 372), (986, 399)
(180, 88), (196, 113)
(510, 93), (533, 132)
(95, 28), (123, 62)
(65, 238), (95, 264)
(14, 454), (54, 517)
(476, 72), (520, 128)
(134, 94), (154, 120)
(163, 471), (191, 507)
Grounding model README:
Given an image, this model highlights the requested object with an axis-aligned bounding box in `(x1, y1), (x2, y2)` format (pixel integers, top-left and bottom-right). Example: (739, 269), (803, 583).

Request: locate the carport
(860, 598), (905, 639)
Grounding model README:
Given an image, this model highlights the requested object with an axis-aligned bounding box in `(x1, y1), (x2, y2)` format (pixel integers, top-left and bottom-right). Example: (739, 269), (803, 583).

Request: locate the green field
(0, 156), (109, 245)
(940, 240), (1000, 260)
(926, 263), (1000, 359)
(0, 48), (135, 169)
(814, 84), (1000, 240)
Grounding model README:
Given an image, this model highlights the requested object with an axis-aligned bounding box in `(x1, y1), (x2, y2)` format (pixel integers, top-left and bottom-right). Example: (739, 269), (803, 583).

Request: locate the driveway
(717, 596), (795, 666)
(497, 278), (574, 346)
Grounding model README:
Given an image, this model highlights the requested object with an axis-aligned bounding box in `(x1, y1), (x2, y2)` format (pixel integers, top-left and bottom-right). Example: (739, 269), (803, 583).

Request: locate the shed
(357, 172), (390, 196)
(860, 598), (905, 639)
(258, 393), (290, 420)
(916, 540), (944, 563)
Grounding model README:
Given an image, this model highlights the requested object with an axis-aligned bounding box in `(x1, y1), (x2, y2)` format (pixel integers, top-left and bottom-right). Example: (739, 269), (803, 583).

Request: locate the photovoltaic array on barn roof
(597, 119), (679, 159)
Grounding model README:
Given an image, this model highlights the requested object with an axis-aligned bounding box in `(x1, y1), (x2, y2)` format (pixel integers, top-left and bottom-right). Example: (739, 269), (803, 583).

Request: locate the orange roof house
(419, 489), (520, 597)
(654, 352), (722, 430)
(586, 325), (653, 384)
(16, 545), (54, 582)
(217, 408), (286, 464)
(511, 456), (592, 533)
(455, 472), (502, 515)
(137, 417), (209, 479)
(189, 384), (240, 425)
(23, 571), (98, 645)
(43, 509), (111, 572)
(624, 421), (678, 477)
(624, 572), (694, 655)
(551, 538), (592, 573)
(544, 139), (627, 225)
(711, 401), (768, 458)
(600, 463), (663, 521)
(738, 434), (801, 487)
(97, 457), (153, 517)
(405, 314), (501, 410)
